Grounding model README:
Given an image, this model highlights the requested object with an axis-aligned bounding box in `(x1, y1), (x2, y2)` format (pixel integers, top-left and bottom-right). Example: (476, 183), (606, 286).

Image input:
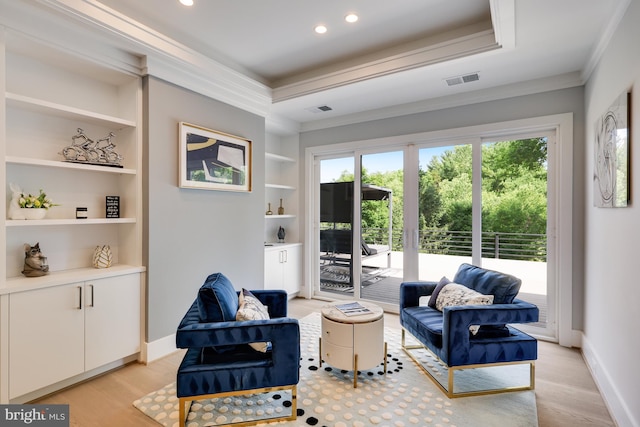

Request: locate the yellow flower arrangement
(19, 190), (57, 209)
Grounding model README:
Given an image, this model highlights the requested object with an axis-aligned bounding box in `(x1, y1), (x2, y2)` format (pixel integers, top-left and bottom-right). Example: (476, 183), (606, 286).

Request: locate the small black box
(106, 196), (120, 218)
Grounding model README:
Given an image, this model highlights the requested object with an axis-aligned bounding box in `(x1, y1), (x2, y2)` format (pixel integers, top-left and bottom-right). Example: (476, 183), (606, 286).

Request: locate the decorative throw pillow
(236, 288), (270, 352)
(435, 283), (494, 335)
(428, 276), (451, 308)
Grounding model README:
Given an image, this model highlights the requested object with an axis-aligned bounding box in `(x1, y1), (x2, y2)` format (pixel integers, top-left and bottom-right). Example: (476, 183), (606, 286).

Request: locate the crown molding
(581, 0), (632, 82)
(33, 0), (272, 117)
(272, 29), (500, 103)
(490, 0), (516, 49)
(299, 72), (584, 133)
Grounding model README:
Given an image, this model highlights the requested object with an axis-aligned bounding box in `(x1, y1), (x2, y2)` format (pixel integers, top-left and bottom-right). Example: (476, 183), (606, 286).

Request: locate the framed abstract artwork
(179, 122), (252, 192)
(593, 91), (630, 207)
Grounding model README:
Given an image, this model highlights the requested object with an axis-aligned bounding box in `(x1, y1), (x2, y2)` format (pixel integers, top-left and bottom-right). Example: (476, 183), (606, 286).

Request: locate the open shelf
(265, 183), (296, 190)
(265, 152), (295, 163)
(6, 156), (136, 175)
(265, 214), (296, 219)
(6, 92), (136, 128)
(6, 218), (136, 227)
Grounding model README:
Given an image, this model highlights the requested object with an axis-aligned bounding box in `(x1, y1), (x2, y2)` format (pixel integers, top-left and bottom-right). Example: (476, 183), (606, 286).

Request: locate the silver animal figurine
(21, 242), (49, 277)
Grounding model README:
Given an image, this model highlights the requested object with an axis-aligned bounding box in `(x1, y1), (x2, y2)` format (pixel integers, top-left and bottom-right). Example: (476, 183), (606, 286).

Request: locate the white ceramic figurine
(8, 183), (25, 220)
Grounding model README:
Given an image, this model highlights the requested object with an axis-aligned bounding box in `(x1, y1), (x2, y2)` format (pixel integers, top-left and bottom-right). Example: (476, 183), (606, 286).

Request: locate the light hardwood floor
(35, 298), (615, 427)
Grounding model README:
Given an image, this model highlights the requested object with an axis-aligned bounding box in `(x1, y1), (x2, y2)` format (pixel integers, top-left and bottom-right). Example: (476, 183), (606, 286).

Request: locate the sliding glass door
(318, 156), (355, 297)
(480, 136), (552, 334)
(310, 118), (565, 341)
(358, 151), (404, 306)
(316, 150), (404, 307)
(416, 144), (473, 281)
(413, 136), (552, 336)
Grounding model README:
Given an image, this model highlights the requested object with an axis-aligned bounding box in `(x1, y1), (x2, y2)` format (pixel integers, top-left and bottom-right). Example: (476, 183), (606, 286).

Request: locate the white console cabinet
(8, 272), (142, 400)
(264, 243), (301, 297)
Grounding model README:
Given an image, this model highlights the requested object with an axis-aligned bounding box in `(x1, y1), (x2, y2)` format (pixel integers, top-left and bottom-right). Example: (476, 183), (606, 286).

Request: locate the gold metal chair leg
(384, 341), (388, 374)
(179, 398), (191, 427)
(179, 385), (297, 427)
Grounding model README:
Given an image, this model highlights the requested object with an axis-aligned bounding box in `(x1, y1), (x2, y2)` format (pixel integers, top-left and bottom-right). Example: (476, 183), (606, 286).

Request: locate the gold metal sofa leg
(401, 328), (535, 398)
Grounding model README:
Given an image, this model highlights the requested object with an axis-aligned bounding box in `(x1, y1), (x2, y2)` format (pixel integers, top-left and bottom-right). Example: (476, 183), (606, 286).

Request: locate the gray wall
(300, 87), (586, 331)
(143, 76), (266, 342)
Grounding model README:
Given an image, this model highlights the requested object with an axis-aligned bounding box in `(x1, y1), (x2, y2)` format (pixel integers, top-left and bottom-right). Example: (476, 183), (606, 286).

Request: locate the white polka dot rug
(134, 313), (538, 426)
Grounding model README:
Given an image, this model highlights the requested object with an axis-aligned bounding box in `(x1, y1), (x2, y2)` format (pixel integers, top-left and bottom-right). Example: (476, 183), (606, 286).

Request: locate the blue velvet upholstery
(176, 276), (300, 425)
(453, 263), (521, 304)
(197, 272), (239, 322)
(400, 264), (538, 368)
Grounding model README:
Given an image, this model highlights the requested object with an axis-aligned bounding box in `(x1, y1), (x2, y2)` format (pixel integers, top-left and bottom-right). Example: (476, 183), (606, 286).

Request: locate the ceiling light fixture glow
(179, 0), (194, 6)
(345, 14), (359, 23)
(314, 25), (328, 34)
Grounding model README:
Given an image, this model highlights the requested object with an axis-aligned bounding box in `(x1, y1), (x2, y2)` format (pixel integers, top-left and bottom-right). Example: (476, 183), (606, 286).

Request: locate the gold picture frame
(179, 122), (252, 192)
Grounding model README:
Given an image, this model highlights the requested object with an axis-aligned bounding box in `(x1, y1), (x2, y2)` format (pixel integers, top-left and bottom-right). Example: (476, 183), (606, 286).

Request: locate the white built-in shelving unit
(264, 135), (301, 297)
(0, 29), (144, 403)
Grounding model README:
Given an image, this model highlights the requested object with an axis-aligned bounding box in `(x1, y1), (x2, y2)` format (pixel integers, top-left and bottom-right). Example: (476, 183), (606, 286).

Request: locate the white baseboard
(581, 333), (636, 427)
(571, 329), (582, 348)
(144, 333), (177, 363)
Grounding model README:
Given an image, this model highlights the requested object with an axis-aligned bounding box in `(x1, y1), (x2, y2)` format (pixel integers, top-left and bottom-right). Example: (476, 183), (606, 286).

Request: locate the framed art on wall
(179, 122), (252, 192)
(593, 91), (630, 207)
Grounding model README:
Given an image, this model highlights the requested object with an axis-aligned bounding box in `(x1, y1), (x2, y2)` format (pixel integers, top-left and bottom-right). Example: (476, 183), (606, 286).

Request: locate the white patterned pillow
(435, 283), (494, 335)
(236, 288), (270, 352)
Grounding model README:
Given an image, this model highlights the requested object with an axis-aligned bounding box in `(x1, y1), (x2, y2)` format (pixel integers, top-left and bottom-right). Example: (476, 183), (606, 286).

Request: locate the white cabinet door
(282, 245), (301, 295)
(9, 283), (85, 399)
(264, 248), (284, 290)
(264, 245), (301, 294)
(84, 274), (141, 371)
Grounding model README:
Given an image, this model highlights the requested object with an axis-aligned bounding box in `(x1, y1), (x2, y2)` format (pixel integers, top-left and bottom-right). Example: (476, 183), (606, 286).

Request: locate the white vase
(19, 208), (47, 220)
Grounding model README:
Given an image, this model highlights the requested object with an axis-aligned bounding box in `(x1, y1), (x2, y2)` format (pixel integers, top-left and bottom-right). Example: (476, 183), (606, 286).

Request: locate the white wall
(583, 1), (640, 426)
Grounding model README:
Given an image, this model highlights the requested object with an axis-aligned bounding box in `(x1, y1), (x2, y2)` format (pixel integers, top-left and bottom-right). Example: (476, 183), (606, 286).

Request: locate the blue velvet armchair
(176, 273), (300, 426)
(400, 263), (539, 397)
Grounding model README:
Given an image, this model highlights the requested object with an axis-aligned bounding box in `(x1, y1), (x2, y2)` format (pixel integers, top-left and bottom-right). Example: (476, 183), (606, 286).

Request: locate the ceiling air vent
(305, 105), (333, 113)
(445, 72), (480, 87)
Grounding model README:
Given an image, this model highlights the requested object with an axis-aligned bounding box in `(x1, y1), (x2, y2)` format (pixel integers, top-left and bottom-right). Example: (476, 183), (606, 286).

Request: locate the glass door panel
(481, 137), (549, 330)
(417, 145), (473, 281)
(359, 151), (403, 306)
(318, 157), (355, 297)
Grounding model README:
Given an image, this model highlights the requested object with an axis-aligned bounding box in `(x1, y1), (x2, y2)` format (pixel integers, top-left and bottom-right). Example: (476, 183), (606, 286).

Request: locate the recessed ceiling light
(345, 13), (359, 23)
(315, 25), (328, 34)
(179, 0), (193, 6)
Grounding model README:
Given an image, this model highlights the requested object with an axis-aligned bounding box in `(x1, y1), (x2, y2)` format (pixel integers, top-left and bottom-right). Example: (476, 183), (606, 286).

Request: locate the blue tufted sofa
(400, 263), (539, 397)
(175, 273), (300, 426)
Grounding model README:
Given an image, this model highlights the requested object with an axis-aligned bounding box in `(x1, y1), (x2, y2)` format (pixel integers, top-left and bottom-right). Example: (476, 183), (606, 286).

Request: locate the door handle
(77, 286), (82, 310)
(88, 284), (94, 307)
